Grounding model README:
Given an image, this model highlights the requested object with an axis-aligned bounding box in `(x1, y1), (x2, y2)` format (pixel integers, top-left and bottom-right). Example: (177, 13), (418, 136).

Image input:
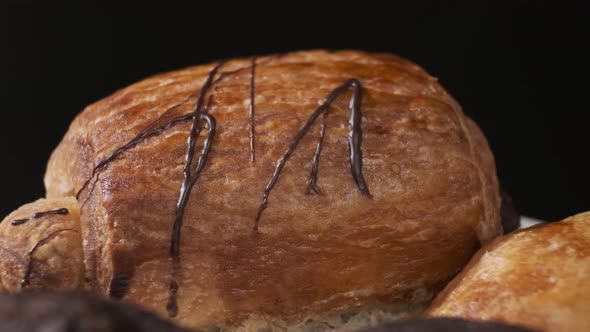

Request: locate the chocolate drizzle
(70, 58), (373, 318)
(253, 78), (371, 231)
(211, 57), (272, 86)
(11, 208), (69, 226)
(306, 123), (326, 195)
(70, 63), (224, 317)
(248, 57), (257, 161)
(76, 61), (255, 201)
(21, 229), (77, 288)
(166, 63), (221, 318)
(76, 96), (197, 200)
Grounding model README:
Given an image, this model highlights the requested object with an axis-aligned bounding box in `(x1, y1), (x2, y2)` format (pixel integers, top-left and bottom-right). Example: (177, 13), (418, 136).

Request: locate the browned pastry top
(428, 211), (590, 332)
(0, 198), (82, 292)
(41, 50), (500, 328)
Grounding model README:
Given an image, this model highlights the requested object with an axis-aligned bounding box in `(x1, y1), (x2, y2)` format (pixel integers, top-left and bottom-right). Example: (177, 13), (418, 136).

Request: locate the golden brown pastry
(428, 211), (590, 332)
(0, 197), (82, 291)
(1, 50), (501, 330)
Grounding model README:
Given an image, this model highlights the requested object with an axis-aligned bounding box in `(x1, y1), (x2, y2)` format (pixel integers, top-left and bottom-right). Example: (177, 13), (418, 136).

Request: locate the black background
(0, 1), (588, 221)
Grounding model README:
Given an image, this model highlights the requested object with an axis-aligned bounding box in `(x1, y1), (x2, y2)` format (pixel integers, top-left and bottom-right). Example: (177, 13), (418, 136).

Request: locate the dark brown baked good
(359, 318), (536, 332)
(428, 211), (590, 332)
(0, 50), (501, 330)
(0, 291), (191, 332)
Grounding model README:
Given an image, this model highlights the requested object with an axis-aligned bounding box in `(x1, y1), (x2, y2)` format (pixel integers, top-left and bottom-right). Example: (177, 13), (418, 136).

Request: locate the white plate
(520, 216), (544, 229)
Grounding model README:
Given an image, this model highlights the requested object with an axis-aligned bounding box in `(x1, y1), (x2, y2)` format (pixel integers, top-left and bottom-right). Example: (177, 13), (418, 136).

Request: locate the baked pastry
(1, 50), (501, 330)
(428, 211), (590, 332)
(359, 318), (536, 332)
(0, 291), (190, 332)
(0, 197), (82, 291)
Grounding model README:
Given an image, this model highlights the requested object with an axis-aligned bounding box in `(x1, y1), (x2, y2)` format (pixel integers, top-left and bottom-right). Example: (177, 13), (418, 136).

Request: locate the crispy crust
(11, 50), (503, 329)
(428, 211), (590, 332)
(0, 197), (83, 292)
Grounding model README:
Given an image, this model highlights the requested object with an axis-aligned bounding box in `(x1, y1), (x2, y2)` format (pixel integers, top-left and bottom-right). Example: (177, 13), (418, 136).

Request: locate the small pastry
(428, 211), (590, 332)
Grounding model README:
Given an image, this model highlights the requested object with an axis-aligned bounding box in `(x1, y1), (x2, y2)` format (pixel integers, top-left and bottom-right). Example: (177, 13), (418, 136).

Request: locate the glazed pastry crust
(428, 211), (590, 332)
(0, 197), (83, 292)
(40, 50), (499, 328)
